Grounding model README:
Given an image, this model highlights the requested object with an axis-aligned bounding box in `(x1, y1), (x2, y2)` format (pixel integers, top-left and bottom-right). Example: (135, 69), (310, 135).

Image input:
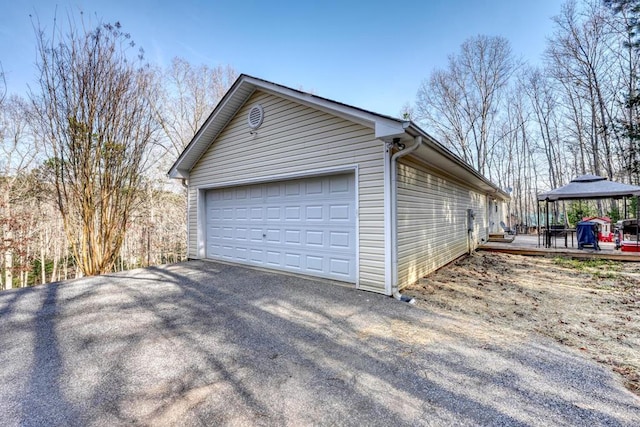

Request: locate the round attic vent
(248, 104), (264, 130)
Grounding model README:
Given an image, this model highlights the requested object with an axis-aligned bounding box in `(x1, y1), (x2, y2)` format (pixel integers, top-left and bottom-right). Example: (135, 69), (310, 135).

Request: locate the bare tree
(0, 95), (39, 289)
(30, 16), (159, 276)
(157, 57), (236, 160)
(142, 58), (236, 268)
(416, 35), (517, 178)
(523, 68), (567, 190)
(546, 0), (617, 181)
(604, 0), (640, 184)
(416, 69), (472, 162)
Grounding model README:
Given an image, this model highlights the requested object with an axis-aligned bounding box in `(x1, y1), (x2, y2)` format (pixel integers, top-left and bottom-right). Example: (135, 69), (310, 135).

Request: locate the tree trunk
(4, 243), (12, 290)
(40, 231), (46, 285)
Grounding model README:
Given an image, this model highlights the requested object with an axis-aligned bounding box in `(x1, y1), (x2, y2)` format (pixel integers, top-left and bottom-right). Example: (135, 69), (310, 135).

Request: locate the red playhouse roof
(582, 216), (611, 223)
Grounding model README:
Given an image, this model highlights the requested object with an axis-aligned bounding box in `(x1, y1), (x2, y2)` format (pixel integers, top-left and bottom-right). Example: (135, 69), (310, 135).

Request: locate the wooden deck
(479, 234), (640, 262)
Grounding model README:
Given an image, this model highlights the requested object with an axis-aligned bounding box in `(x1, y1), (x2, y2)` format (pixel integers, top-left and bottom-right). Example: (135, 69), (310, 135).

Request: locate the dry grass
(407, 251), (640, 395)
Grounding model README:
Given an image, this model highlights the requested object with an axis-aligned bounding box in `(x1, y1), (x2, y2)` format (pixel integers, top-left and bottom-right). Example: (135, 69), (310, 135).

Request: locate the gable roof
(168, 74), (509, 200)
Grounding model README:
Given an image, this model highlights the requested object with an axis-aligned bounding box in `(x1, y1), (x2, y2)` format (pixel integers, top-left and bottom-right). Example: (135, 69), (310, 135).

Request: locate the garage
(205, 173), (356, 282)
(171, 75), (508, 295)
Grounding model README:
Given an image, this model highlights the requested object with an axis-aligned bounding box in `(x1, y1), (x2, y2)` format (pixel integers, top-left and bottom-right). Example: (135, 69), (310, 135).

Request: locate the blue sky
(1, 0), (560, 117)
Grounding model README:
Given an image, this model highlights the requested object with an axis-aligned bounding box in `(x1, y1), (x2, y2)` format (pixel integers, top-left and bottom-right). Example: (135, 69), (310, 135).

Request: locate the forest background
(2, 0), (640, 289)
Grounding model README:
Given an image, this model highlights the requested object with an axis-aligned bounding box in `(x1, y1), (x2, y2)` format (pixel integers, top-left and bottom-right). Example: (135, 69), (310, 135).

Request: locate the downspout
(390, 135), (422, 303)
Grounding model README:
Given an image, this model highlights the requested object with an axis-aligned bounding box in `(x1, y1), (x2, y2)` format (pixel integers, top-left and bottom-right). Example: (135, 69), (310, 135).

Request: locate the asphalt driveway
(1, 260), (639, 426)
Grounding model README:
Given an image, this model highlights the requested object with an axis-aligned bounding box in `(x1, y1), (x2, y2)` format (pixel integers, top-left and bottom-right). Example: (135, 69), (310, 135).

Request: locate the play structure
(582, 216), (612, 242)
(615, 219), (640, 252)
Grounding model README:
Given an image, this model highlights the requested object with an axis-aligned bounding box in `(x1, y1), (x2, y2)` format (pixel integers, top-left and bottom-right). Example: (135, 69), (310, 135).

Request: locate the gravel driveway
(1, 260), (639, 426)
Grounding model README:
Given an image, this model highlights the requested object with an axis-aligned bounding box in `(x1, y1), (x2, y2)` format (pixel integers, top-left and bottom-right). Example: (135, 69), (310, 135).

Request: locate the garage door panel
(330, 258), (352, 277)
(250, 187), (262, 199)
(235, 188), (247, 199)
(210, 208), (222, 220)
(329, 204), (350, 220)
(222, 208), (234, 220)
(284, 230), (301, 244)
(266, 183), (280, 197)
(306, 180), (322, 194)
(205, 173), (355, 282)
(267, 207), (281, 220)
(266, 229), (281, 243)
(266, 251), (281, 265)
(307, 230), (324, 245)
(235, 247), (248, 260)
(222, 227), (233, 239)
(249, 249), (263, 263)
(306, 205), (323, 220)
(221, 245), (234, 259)
(208, 191), (222, 202)
(235, 228), (248, 240)
(250, 207), (263, 220)
(329, 231), (350, 248)
(285, 206), (300, 220)
(223, 189), (234, 200)
(250, 229), (263, 242)
(236, 208), (248, 219)
(329, 175), (350, 193)
(285, 182), (301, 196)
(285, 253), (301, 269)
(209, 226), (222, 238)
(305, 255), (323, 271)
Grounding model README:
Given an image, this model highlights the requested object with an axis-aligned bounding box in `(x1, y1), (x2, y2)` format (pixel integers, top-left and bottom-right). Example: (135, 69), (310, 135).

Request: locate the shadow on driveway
(0, 260), (639, 426)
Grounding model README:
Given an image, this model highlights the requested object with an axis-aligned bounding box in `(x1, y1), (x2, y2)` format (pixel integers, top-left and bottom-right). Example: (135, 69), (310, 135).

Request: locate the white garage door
(205, 173), (356, 282)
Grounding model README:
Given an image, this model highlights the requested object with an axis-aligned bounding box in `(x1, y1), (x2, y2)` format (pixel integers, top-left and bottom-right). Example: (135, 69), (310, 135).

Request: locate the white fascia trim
(245, 77), (409, 138)
(169, 168), (189, 180)
(375, 120), (410, 140)
(194, 164), (359, 190)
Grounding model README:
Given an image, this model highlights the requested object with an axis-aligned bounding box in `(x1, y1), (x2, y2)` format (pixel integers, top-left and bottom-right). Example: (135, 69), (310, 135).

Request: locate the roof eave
(405, 123), (510, 200)
(167, 74), (410, 178)
(167, 75), (508, 201)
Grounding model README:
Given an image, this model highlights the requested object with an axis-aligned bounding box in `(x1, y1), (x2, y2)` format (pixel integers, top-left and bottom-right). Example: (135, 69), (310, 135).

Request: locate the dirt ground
(407, 251), (640, 396)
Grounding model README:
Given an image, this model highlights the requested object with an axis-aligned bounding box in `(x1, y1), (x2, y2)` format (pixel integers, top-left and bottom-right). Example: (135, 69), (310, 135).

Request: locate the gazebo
(536, 174), (640, 248)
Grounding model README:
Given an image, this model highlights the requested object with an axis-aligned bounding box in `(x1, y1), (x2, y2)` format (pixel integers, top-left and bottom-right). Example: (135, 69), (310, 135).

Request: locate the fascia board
(407, 123), (510, 200)
(245, 77), (408, 138)
(169, 74), (411, 178)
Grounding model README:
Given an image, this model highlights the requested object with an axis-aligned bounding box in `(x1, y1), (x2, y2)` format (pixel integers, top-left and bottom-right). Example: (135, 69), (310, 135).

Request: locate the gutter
(390, 135), (423, 303)
(406, 124), (510, 201)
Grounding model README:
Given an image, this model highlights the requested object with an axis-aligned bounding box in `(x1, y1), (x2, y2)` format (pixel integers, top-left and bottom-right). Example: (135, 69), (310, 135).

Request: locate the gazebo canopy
(537, 174), (640, 202)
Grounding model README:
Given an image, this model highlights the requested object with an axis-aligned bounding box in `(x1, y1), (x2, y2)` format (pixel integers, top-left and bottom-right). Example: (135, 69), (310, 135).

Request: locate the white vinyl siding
(188, 90), (386, 292)
(488, 198), (508, 234)
(396, 158), (488, 288)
